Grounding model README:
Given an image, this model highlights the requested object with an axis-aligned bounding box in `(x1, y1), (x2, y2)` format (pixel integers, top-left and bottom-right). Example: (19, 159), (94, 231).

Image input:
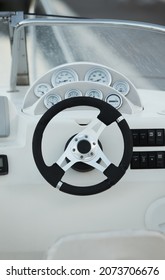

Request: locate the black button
(156, 152), (165, 168)
(131, 153), (140, 169)
(148, 153), (156, 168)
(0, 155), (8, 175)
(140, 152), (148, 168)
(132, 130), (139, 146)
(156, 129), (164, 146)
(148, 129), (155, 146)
(139, 130), (148, 146)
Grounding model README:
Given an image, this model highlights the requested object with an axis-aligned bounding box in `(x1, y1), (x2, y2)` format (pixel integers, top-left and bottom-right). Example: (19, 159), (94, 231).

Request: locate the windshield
(29, 21), (165, 90)
(1, 16), (165, 91)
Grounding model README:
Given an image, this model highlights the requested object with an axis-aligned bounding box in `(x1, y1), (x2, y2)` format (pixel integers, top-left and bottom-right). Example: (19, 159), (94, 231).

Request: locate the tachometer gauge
(51, 69), (78, 87)
(85, 89), (103, 100)
(65, 89), (82, 99)
(44, 94), (61, 109)
(34, 83), (51, 98)
(106, 93), (122, 109)
(113, 80), (130, 96)
(85, 67), (112, 85)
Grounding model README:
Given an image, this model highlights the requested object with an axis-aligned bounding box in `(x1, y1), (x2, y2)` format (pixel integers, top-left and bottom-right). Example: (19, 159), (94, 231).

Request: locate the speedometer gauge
(34, 83), (51, 98)
(85, 67), (112, 85)
(106, 93), (122, 109)
(85, 89), (103, 99)
(51, 69), (78, 87)
(65, 89), (82, 99)
(44, 94), (61, 109)
(113, 80), (130, 96)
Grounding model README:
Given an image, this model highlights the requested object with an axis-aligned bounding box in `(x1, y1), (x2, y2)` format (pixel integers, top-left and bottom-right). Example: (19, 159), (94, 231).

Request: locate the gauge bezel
(85, 67), (112, 85)
(85, 89), (103, 100)
(34, 83), (52, 98)
(51, 68), (79, 87)
(105, 93), (123, 109)
(44, 94), (62, 109)
(113, 80), (130, 96)
(65, 89), (82, 99)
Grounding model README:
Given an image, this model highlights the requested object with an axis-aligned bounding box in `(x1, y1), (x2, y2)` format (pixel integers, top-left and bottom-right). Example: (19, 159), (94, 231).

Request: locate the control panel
(132, 129), (164, 147)
(131, 151), (165, 169)
(131, 129), (165, 169)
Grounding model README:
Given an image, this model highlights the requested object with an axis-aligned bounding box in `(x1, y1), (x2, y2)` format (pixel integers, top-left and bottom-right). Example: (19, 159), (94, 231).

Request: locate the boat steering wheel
(32, 97), (133, 195)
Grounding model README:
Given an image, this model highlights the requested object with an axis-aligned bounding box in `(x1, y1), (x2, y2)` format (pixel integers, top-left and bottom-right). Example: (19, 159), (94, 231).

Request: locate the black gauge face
(85, 68), (112, 85)
(51, 69), (78, 87)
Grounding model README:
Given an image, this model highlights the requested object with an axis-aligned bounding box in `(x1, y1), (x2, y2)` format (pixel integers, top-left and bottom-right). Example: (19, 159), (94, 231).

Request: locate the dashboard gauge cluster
(31, 80), (135, 116)
(22, 62), (142, 114)
(42, 88), (123, 110)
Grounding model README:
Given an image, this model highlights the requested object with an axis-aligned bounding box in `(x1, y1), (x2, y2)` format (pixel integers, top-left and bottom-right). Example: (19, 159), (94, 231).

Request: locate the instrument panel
(22, 62), (142, 115)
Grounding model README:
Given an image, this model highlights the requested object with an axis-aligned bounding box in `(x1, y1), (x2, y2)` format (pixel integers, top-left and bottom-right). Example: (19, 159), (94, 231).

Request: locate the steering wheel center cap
(71, 134), (97, 162)
(77, 139), (91, 154)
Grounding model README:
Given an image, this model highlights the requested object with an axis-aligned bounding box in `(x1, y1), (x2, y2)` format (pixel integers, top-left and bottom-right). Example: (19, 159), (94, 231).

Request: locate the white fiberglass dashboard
(0, 14), (165, 260)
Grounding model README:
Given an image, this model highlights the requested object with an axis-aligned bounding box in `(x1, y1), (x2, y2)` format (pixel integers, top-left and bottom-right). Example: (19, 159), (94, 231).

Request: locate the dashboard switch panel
(132, 129), (165, 146)
(131, 151), (165, 169)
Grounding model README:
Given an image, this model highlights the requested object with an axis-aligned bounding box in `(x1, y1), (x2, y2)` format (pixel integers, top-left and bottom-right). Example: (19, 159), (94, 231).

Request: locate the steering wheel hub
(70, 134), (98, 162)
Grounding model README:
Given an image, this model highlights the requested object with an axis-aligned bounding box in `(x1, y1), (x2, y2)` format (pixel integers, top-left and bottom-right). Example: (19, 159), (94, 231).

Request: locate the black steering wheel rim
(32, 97), (133, 195)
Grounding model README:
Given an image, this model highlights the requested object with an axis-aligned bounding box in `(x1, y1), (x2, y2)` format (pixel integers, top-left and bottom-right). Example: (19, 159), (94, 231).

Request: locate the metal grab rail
(10, 17), (165, 91)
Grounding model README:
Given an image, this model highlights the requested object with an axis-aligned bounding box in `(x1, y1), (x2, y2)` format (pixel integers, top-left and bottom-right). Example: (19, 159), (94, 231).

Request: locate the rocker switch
(156, 130), (164, 146)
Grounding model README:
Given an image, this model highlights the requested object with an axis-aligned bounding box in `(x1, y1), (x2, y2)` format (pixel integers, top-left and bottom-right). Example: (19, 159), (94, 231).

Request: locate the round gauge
(51, 69), (78, 87)
(34, 83), (51, 98)
(44, 94), (61, 109)
(85, 89), (103, 100)
(65, 89), (82, 99)
(113, 80), (130, 96)
(85, 67), (112, 85)
(106, 93), (122, 109)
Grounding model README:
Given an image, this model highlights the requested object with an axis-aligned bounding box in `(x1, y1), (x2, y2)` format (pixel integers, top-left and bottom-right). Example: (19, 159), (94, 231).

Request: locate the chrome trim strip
(116, 116), (124, 123)
(57, 181), (63, 190)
